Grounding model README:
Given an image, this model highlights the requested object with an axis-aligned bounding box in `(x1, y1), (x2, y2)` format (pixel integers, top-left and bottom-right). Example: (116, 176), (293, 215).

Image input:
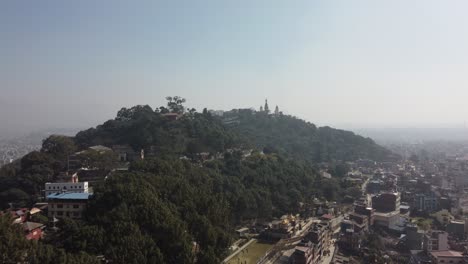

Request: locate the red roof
(23, 222), (44, 232)
(321, 214), (333, 220)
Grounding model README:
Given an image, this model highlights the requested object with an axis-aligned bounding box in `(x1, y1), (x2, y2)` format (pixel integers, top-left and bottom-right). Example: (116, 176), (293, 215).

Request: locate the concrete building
(355, 203), (375, 224)
(349, 213), (369, 232)
(372, 192), (400, 213)
(47, 192), (92, 219)
(367, 180), (382, 194)
(262, 215), (297, 240)
(406, 224), (425, 250)
(112, 145), (143, 162)
(235, 227), (249, 238)
(305, 223), (331, 263)
(338, 228), (361, 253)
(424, 231), (448, 251)
(290, 241), (315, 264)
(430, 250), (465, 264)
(45, 182), (89, 197)
(447, 220), (465, 238)
(373, 211), (400, 229)
(23, 222), (44, 240)
(73, 169), (110, 187)
(414, 192), (438, 213)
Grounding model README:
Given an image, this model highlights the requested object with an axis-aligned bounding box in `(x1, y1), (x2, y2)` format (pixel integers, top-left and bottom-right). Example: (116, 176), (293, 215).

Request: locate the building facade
(372, 192), (400, 213)
(47, 193), (92, 219)
(414, 192), (438, 213)
(424, 231), (448, 251)
(430, 250), (465, 264)
(45, 182), (89, 197)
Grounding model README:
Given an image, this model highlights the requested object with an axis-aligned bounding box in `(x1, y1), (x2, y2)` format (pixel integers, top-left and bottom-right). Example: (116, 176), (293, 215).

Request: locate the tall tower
(264, 99), (270, 114)
(275, 105), (279, 116)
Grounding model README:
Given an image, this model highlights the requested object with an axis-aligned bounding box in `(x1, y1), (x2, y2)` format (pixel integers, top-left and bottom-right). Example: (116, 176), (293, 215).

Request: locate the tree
(322, 179), (340, 201)
(41, 135), (77, 159)
(186, 141), (204, 157)
(345, 186), (363, 200)
(332, 163), (350, 178)
(166, 96), (186, 114)
(116, 105), (154, 121)
(0, 215), (99, 264)
(0, 188), (30, 208)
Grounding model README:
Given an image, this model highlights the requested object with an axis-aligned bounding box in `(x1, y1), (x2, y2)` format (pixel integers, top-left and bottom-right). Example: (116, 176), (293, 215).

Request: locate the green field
(227, 241), (274, 264)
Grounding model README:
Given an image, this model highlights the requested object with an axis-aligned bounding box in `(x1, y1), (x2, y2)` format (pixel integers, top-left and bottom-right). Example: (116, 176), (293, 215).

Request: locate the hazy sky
(2, 0), (468, 136)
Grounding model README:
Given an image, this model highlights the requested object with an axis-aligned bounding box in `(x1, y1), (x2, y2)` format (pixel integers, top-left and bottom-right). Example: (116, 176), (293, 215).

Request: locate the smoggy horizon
(3, 1), (468, 136)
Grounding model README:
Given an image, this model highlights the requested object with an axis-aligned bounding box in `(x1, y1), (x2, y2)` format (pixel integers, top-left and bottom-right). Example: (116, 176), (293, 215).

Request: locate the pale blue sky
(2, 0), (468, 136)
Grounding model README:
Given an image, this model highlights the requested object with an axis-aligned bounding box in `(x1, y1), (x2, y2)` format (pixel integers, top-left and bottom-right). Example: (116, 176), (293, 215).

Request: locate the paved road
(320, 239), (337, 264)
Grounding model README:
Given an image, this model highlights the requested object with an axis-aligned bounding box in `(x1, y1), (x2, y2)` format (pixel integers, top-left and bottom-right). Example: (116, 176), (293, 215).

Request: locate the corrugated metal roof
(46, 192), (92, 200)
(23, 221), (44, 231)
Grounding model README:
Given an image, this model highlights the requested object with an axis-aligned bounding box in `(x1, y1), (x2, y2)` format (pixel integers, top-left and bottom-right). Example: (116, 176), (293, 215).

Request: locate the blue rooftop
(46, 192), (92, 200)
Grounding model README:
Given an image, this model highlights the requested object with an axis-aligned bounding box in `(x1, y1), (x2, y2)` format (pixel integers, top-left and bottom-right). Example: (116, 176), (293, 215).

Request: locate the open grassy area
(226, 241), (274, 264)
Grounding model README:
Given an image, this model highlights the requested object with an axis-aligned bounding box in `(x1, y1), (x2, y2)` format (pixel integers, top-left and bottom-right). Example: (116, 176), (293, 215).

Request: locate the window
(73, 205), (80, 209)
(57, 204), (63, 208)
(57, 211), (63, 216)
(73, 212), (80, 217)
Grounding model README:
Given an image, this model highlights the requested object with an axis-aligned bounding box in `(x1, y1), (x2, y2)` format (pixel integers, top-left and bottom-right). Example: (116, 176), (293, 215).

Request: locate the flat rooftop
(430, 250), (463, 258)
(46, 192), (92, 200)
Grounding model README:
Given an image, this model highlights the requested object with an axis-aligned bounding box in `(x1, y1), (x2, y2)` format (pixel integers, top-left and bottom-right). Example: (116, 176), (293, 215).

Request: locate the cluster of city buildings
(1, 204), (48, 240)
(0, 139), (40, 166)
(335, 156), (468, 263)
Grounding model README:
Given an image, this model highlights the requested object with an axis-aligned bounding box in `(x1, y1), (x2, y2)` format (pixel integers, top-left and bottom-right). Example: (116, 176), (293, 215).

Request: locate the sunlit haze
(2, 0), (468, 136)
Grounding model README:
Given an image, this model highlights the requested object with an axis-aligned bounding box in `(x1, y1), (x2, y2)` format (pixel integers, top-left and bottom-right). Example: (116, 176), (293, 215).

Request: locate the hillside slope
(223, 109), (396, 162)
(74, 105), (396, 163)
(0, 100), (397, 264)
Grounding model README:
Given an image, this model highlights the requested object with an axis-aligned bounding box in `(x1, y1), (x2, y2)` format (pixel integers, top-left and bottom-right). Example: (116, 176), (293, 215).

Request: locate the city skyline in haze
(3, 0), (468, 137)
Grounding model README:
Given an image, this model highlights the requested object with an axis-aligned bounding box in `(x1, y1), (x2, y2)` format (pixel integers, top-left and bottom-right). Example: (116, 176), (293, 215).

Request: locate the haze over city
(7, 2), (468, 264)
(3, 0), (468, 137)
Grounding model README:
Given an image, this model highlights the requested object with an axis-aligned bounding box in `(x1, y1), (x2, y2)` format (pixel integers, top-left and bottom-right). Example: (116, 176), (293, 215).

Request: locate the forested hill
(73, 103), (396, 163)
(0, 98), (397, 263)
(74, 104), (241, 156)
(224, 109), (397, 162)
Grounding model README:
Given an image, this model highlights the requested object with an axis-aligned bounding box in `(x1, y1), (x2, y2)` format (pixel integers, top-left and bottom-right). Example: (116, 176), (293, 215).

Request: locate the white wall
(45, 182), (89, 196)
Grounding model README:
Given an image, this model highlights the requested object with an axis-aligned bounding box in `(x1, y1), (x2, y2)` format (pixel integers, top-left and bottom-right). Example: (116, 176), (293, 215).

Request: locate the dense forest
(225, 108), (396, 162)
(0, 97), (396, 263)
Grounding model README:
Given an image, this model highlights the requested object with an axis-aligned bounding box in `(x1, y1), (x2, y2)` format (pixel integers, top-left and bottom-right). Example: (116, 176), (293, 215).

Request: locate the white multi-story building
(45, 182), (89, 197)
